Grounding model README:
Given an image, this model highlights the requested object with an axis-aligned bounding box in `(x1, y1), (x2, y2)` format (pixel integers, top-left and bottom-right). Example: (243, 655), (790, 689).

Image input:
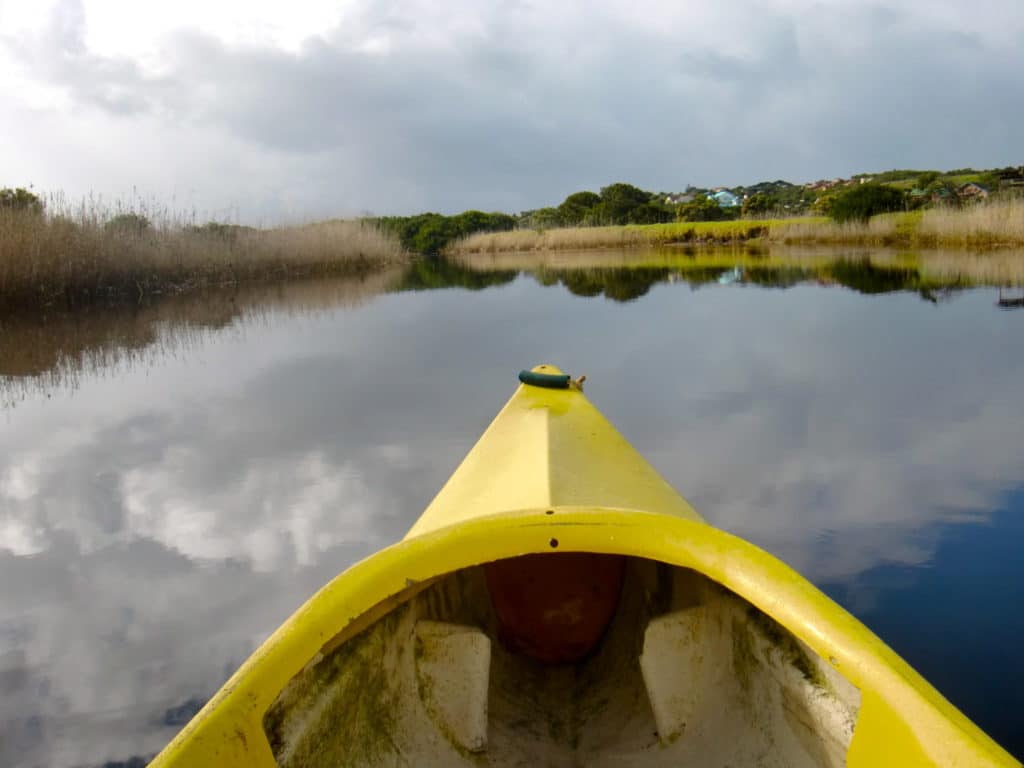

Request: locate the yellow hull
(151, 366), (1018, 767)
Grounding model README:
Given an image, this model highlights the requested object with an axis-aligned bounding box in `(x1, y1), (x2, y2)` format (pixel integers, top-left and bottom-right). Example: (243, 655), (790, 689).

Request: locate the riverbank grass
(0, 200), (405, 312)
(448, 218), (822, 253)
(449, 199), (1024, 254)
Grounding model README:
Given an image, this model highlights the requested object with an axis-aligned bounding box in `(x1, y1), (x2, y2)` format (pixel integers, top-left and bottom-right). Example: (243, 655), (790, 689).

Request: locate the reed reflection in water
(4, 247), (1023, 405)
(0, 269), (405, 406)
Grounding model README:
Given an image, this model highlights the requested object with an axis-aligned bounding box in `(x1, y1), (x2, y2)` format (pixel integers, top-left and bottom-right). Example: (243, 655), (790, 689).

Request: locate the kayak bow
(151, 365), (1018, 767)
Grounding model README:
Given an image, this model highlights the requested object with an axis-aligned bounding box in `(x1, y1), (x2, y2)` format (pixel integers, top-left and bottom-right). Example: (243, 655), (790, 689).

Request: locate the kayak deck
(265, 555), (859, 767)
(150, 367), (1018, 767)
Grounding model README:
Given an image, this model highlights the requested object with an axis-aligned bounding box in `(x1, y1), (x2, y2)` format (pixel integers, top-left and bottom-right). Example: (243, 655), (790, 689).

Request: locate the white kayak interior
(264, 556), (861, 767)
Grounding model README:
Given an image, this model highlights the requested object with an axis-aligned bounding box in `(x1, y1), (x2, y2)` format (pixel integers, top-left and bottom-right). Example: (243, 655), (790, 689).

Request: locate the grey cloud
(7, 0), (157, 116)
(5, 0), (1022, 216)
(0, 535), (367, 767)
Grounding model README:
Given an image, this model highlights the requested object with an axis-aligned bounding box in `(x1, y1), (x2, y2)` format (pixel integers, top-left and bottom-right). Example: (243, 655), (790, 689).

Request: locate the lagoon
(1, 249), (1023, 765)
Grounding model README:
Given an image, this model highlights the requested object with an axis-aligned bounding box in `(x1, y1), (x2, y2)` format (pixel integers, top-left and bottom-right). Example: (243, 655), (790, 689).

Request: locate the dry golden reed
(0, 197), (405, 312)
(448, 219), (807, 254)
(450, 199), (1024, 255)
(769, 214), (911, 247)
(918, 200), (1024, 247)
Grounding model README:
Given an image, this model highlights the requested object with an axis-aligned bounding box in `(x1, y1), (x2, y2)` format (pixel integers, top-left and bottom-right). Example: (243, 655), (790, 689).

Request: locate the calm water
(1, 252), (1023, 766)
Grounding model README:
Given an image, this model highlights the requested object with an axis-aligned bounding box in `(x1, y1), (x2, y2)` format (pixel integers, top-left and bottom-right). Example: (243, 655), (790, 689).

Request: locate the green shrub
(557, 191), (601, 225)
(371, 210), (515, 255)
(677, 197), (729, 222)
(0, 187), (43, 214)
(829, 184), (905, 223)
(742, 193), (774, 216)
(627, 202), (674, 224)
(599, 182), (653, 224)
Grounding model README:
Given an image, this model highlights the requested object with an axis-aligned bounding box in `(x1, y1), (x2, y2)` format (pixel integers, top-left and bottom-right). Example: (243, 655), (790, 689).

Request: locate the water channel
(1, 249), (1022, 765)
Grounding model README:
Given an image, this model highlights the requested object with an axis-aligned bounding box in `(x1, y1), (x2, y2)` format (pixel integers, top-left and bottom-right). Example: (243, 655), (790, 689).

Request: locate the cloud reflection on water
(1, 261), (1022, 765)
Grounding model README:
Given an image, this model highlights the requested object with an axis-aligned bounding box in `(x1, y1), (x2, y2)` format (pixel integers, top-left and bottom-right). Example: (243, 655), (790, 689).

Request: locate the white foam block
(414, 620), (491, 752)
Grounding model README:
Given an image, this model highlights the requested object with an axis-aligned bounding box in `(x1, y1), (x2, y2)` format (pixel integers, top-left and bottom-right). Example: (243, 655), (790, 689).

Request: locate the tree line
(368, 211), (516, 255)
(8, 159), (1022, 259)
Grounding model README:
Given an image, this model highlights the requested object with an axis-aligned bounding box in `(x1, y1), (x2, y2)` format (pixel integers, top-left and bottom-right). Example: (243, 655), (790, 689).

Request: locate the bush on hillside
(742, 193), (775, 217)
(829, 184), (905, 223)
(677, 197), (729, 222)
(557, 191), (602, 225)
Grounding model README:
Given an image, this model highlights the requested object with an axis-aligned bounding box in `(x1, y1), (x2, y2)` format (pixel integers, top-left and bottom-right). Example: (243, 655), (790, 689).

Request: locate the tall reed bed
(769, 212), (920, 247)
(448, 218), (809, 254)
(918, 199), (1024, 247)
(772, 203), (1024, 248)
(451, 199), (1024, 255)
(0, 196), (405, 312)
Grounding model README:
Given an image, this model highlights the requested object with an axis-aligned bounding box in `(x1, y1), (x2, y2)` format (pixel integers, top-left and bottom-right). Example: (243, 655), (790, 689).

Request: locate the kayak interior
(264, 554), (860, 767)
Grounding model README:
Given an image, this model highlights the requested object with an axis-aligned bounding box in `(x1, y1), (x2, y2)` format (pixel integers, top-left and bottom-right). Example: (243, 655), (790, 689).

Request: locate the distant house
(995, 167), (1024, 187)
(958, 182), (990, 200)
(709, 190), (741, 208)
(804, 178), (846, 192)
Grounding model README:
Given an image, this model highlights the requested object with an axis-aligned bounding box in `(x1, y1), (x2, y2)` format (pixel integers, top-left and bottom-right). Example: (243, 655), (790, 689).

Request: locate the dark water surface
(2, 252), (1023, 765)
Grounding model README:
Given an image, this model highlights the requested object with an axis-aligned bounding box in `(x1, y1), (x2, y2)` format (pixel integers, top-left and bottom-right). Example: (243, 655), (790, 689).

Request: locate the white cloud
(120, 449), (381, 570)
(1, 0), (1022, 218)
(2, 0), (349, 58)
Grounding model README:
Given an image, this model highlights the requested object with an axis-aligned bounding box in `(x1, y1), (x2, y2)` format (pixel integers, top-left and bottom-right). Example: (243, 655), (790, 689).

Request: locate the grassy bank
(448, 218), (818, 254)
(0, 201), (405, 313)
(449, 199), (1024, 254)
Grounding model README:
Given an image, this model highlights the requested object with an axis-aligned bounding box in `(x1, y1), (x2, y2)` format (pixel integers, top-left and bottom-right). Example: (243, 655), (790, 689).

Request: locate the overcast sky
(2, 0), (1022, 221)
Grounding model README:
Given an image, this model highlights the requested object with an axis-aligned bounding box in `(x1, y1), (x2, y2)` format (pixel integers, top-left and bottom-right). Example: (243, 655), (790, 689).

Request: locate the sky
(1, 0), (1023, 221)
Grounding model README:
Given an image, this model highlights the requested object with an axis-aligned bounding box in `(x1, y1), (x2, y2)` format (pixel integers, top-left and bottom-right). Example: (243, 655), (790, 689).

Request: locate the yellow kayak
(151, 365), (1018, 767)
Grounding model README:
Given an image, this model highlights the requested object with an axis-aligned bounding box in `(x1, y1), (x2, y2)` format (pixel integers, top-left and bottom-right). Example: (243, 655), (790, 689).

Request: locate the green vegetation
(519, 183), (675, 229)
(677, 197), (731, 222)
(449, 217), (822, 254)
(0, 187), (43, 214)
(729, 180), (814, 214)
(828, 184), (906, 223)
(741, 193), (774, 217)
(557, 191), (602, 225)
(500, 163), (1022, 240)
(854, 167), (1006, 190)
(4, 160), (1021, 315)
(454, 197), (1024, 255)
(598, 183), (673, 225)
(370, 211), (515, 255)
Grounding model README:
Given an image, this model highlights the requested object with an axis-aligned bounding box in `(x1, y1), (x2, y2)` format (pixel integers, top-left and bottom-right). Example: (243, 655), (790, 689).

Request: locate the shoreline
(448, 202), (1024, 255)
(0, 211), (407, 315)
